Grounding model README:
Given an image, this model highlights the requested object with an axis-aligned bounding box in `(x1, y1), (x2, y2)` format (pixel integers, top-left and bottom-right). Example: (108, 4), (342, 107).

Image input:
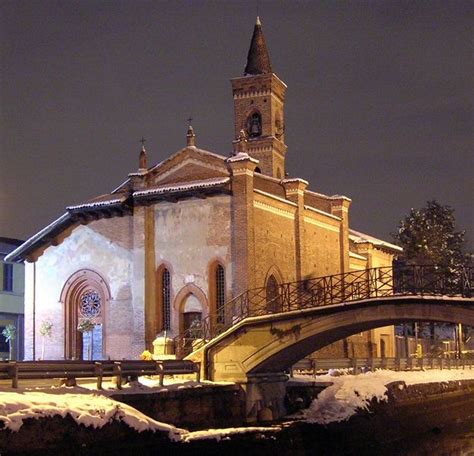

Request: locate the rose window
(79, 290), (101, 318)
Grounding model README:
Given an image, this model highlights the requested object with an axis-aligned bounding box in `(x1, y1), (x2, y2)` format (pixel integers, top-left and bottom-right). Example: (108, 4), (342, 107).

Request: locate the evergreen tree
(393, 200), (470, 356)
(393, 200), (467, 268)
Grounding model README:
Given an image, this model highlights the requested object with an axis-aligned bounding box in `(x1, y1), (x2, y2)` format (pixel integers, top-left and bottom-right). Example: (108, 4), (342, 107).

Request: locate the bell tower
(231, 17), (287, 178)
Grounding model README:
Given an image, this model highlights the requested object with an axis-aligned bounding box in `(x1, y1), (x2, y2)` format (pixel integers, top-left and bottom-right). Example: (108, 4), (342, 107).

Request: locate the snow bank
(183, 426), (278, 442)
(299, 369), (474, 424)
(0, 391), (184, 439)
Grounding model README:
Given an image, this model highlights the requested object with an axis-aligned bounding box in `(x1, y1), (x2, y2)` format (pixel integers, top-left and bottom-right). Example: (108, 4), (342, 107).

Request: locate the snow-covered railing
(0, 359), (200, 389)
(290, 356), (474, 377)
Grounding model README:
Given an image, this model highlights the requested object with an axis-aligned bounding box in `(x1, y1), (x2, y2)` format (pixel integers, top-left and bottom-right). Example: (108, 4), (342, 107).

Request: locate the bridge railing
(0, 359), (201, 389)
(174, 265), (473, 358)
(290, 356), (474, 376)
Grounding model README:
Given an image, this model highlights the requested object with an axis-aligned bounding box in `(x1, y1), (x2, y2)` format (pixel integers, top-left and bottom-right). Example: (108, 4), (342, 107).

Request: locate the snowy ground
(0, 390), (185, 438)
(0, 377), (227, 433)
(295, 368), (474, 424)
(0, 369), (473, 439)
(0, 376), (276, 441)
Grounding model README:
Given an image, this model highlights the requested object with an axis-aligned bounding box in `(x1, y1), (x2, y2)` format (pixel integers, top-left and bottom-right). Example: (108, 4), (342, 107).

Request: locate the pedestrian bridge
(176, 265), (474, 382)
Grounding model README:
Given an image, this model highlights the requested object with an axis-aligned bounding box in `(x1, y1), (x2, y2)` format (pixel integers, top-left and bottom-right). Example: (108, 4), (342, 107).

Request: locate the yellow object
(416, 344), (423, 358)
(140, 350), (153, 360)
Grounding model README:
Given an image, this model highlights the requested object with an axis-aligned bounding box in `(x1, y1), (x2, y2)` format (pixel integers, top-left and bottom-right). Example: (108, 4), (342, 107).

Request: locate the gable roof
(6, 144), (234, 263)
(349, 229), (403, 253)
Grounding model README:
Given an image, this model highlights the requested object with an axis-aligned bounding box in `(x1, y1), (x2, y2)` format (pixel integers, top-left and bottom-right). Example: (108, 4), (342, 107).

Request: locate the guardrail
(290, 357), (474, 377)
(0, 359), (200, 389)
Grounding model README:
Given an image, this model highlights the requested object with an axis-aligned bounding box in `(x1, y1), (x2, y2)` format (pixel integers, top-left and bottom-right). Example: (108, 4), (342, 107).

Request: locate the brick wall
(253, 192), (297, 286)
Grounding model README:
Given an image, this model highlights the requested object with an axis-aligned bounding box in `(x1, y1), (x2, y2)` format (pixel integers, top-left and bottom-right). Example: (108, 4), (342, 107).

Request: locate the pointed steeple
(244, 16), (272, 76)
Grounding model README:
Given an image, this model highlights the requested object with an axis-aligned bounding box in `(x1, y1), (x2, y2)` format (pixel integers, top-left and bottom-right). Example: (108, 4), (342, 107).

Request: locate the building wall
(0, 262), (24, 313)
(302, 210), (342, 278)
(253, 192), (297, 286)
(154, 195), (233, 336)
(0, 241), (25, 360)
(24, 217), (137, 360)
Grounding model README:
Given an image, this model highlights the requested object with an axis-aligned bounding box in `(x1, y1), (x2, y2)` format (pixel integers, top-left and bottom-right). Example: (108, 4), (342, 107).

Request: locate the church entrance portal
(61, 270), (110, 360)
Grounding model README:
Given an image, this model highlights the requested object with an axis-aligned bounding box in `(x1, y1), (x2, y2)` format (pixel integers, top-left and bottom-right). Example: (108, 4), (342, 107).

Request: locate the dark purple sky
(1, 1), (472, 247)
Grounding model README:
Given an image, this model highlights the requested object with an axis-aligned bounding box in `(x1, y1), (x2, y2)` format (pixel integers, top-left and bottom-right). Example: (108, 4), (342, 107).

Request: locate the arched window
(266, 275), (281, 313)
(215, 264), (226, 325)
(162, 268), (171, 331)
(157, 265), (172, 333)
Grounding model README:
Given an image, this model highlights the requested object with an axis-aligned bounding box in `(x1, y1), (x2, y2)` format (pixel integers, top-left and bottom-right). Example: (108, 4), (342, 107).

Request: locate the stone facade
(9, 18), (402, 362)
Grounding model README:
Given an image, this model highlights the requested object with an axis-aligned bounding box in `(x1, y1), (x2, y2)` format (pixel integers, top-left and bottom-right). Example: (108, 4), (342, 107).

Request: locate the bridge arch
(202, 296), (474, 381)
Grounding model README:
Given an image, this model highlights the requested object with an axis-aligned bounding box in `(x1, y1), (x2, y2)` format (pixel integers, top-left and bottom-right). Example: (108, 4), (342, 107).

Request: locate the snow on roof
(4, 213), (72, 263)
(282, 177), (309, 185)
(349, 251), (367, 260)
(146, 146), (228, 175)
(128, 170), (148, 177)
(66, 197), (125, 211)
(226, 152), (259, 164)
(349, 229), (403, 252)
(305, 189), (352, 202)
(304, 205), (341, 221)
(133, 177), (230, 198)
(111, 178), (131, 194)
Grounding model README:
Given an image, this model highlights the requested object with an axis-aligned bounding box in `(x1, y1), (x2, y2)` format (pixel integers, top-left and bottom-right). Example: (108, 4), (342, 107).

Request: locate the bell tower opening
(231, 17), (287, 178)
(247, 111), (262, 138)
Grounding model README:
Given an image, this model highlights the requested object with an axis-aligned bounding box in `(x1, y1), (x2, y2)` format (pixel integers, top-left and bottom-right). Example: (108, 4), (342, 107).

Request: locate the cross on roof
(187, 116), (193, 126)
(139, 137), (146, 147)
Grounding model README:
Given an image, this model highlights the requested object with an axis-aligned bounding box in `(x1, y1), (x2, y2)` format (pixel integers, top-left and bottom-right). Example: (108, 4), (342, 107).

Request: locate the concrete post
(242, 372), (289, 423)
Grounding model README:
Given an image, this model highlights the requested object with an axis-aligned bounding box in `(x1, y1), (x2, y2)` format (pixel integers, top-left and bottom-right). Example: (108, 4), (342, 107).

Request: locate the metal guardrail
(0, 359), (200, 389)
(175, 265), (474, 357)
(289, 357), (474, 377)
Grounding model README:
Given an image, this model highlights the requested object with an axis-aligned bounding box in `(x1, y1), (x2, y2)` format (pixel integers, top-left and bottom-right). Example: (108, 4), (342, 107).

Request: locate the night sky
(1, 1), (472, 247)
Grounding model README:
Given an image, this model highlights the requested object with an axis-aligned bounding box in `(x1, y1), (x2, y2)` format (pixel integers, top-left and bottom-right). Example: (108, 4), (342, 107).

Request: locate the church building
(7, 18), (401, 361)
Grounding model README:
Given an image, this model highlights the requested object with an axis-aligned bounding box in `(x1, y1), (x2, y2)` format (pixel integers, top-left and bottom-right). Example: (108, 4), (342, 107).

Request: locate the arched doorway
(182, 294), (203, 337)
(61, 269), (110, 360)
(266, 274), (282, 313)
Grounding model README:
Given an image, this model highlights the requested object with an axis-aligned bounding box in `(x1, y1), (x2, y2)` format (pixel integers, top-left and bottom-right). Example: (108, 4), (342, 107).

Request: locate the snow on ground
(0, 376), (235, 438)
(297, 368), (474, 424)
(77, 377), (232, 395)
(182, 426), (279, 442)
(0, 391), (185, 439)
(1, 370), (473, 438)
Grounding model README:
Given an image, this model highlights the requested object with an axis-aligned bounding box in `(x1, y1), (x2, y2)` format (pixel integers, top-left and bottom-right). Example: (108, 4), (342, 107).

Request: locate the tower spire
(244, 16), (272, 76)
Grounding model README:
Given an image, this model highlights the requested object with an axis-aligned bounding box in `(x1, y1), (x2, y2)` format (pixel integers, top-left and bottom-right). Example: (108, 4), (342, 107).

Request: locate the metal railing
(0, 359), (200, 389)
(290, 356), (474, 376)
(174, 265), (473, 358)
